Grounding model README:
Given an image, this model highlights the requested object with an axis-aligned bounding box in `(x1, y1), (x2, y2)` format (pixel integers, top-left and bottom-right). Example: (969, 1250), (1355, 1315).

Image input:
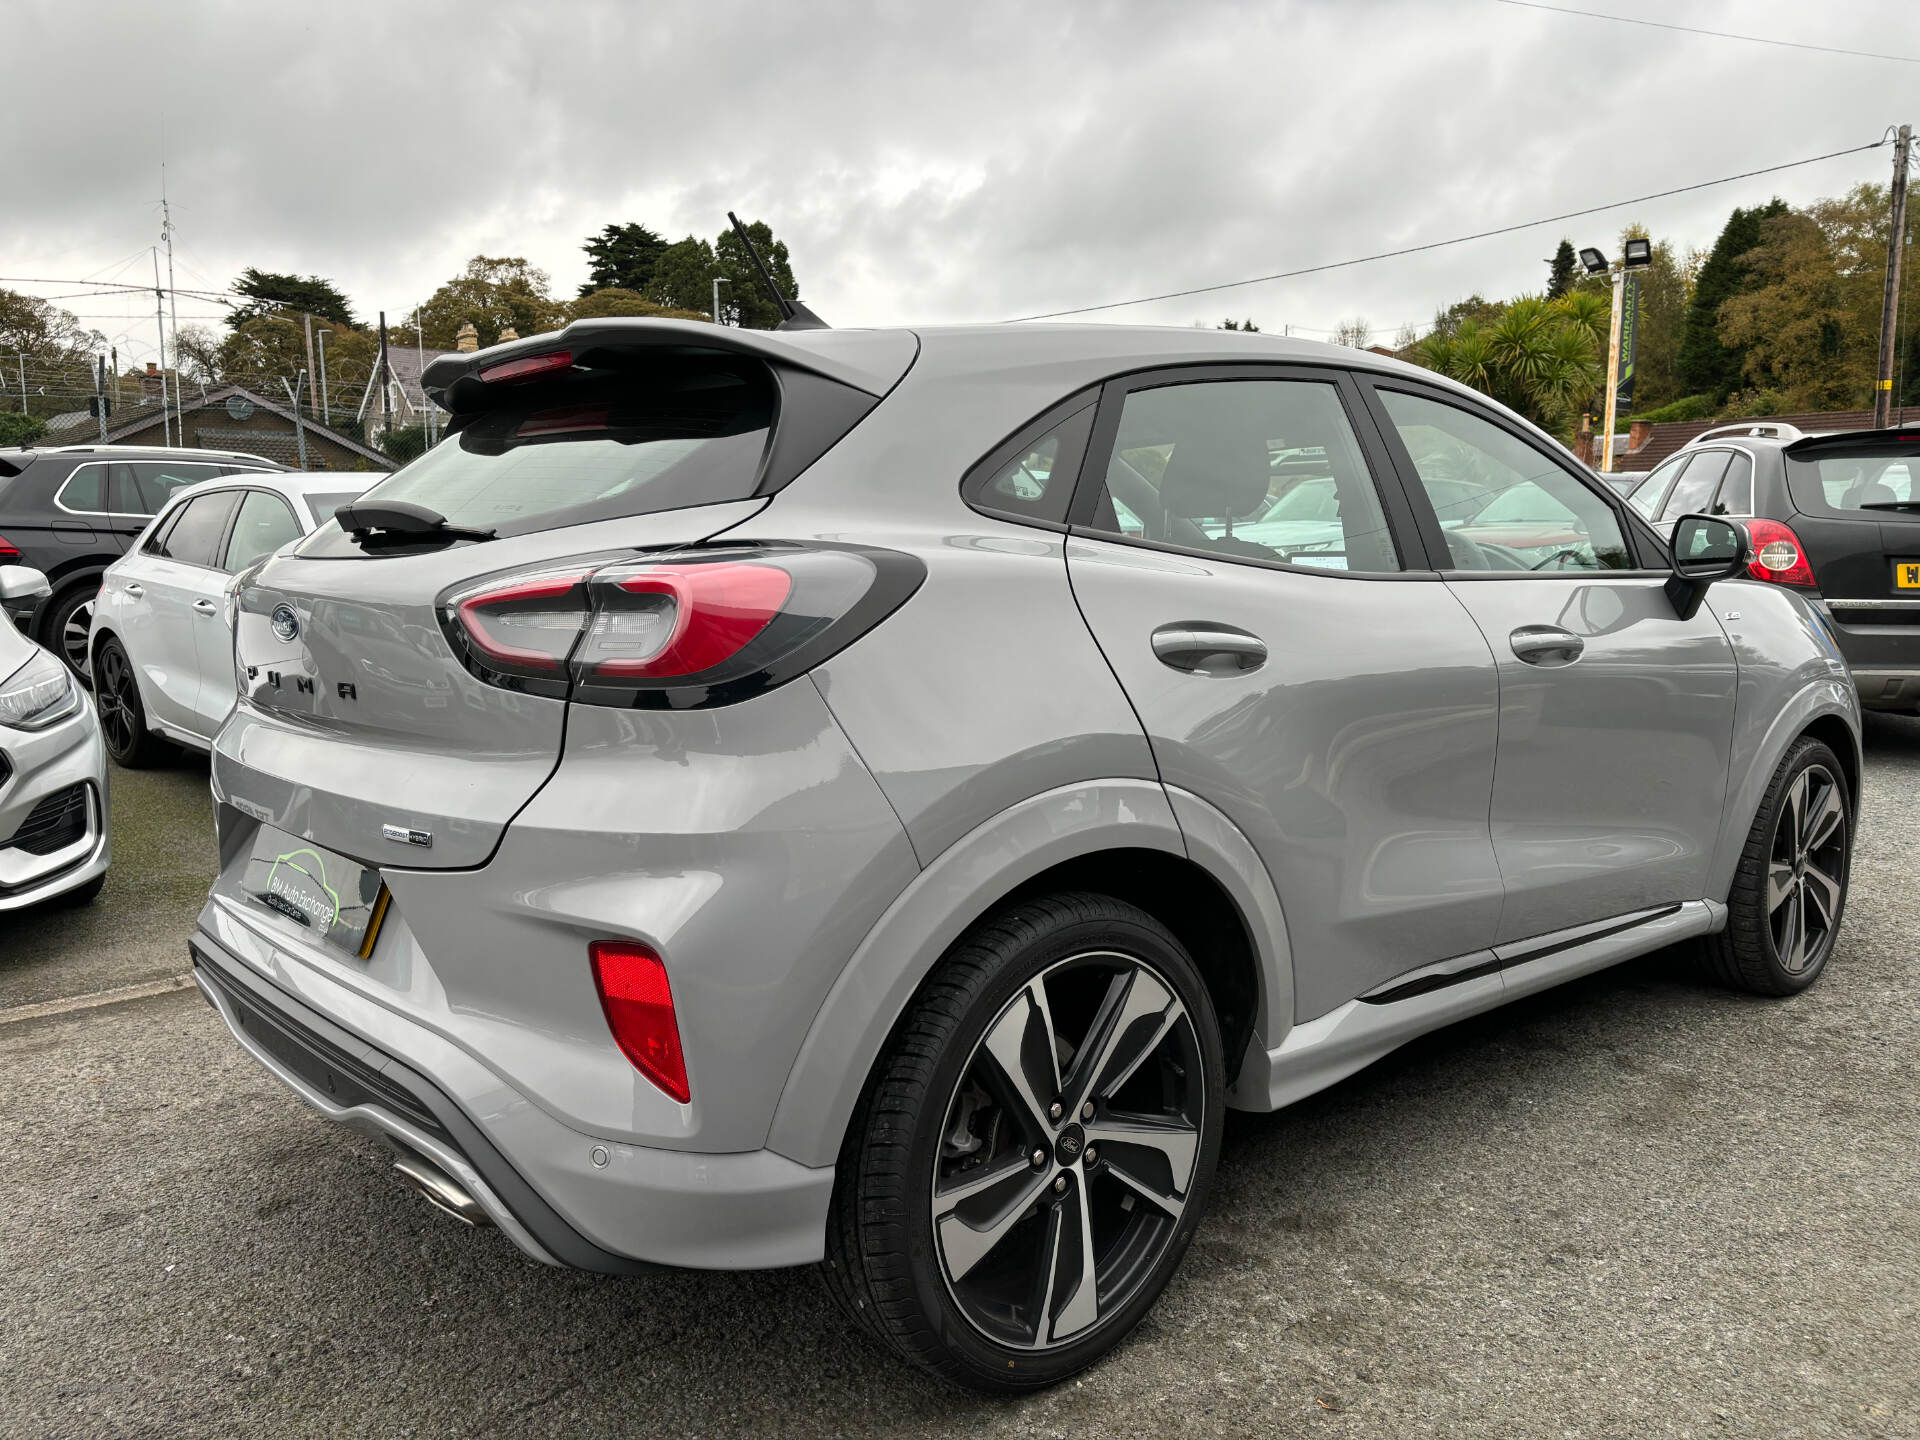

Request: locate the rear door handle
(123, 582), (144, 597)
(1509, 625), (1584, 666)
(1151, 623), (1267, 674)
(192, 598), (219, 616)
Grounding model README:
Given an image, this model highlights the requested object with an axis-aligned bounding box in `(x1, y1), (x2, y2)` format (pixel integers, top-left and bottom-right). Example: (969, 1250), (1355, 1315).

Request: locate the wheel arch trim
(764, 777), (1290, 1169)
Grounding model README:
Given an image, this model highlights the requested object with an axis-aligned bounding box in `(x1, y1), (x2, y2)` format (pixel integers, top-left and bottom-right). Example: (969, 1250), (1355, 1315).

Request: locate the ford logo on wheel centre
(270, 604), (300, 642)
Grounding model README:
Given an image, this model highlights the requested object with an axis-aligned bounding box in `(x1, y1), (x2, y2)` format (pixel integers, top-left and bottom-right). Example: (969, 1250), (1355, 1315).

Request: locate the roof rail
(1683, 422), (1805, 448)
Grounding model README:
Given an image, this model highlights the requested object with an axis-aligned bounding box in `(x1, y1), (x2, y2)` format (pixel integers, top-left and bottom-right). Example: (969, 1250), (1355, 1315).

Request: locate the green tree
(228, 268), (358, 330)
(713, 218), (800, 330)
(0, 288), (106, 422)
(579, 223), (669, 297)
(1218, 317), (1260, 331)
(216, 317), (379, 418)
(1546, 239), (1578, 299)
(1415, 294), (1601, 437)
(404, 256), (567, 349)
(565, 288), (710, 323)
(647, 237), (718, 315)
(1677, 199), (1788, 402)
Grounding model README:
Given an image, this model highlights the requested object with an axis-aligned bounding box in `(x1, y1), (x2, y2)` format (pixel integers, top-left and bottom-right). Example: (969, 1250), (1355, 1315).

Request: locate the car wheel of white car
(95, 637), (167, 769)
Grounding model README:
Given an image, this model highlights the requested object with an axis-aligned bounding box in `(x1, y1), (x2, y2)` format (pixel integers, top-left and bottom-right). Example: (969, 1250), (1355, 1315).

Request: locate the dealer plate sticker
(241, 825), (389, 959)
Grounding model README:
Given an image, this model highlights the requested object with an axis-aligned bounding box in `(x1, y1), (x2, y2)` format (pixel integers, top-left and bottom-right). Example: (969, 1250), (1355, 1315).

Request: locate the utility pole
(377, 311), (393, 443)
(152, 248), (172, 447)
(15, 354), (25, 413)
(281, 372), (310, 470)
(111, 346), (120, 417)
(1873, 124), (1912, 430)
(413, 319), (432, 446)
(302, 312), (320, 420)
(161, 171), (184, 442)
(712, 275), (730, 325)
(316, 328), (332, 426)
(94, 355), (108, 442)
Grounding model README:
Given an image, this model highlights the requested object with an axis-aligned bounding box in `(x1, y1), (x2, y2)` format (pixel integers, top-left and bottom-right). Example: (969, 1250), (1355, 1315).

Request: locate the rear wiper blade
(335, 499), (496, 543)
(1856, 501), (1920, 512)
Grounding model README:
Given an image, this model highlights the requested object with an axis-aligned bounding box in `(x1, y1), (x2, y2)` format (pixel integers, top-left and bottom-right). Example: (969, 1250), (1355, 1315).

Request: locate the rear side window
(326, 358), (775, 542)
(1657, 450), (1732, 521)
(1627, 457), (1683, 518)
(151, 491), (239, 567)
(224, 491), (303, 571)
(1080, 378), (1403, 572)
(57, 464), (110, 512)
(961, 399), (1095, 527)
(1787, 442), (1920, 514)
(127, 461), (224, 515)
(1713, 453), (1753, 515)
(301, 491), (364, 522)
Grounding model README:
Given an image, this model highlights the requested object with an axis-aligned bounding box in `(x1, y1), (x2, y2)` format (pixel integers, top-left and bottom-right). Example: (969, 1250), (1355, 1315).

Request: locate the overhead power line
(1008, 137), (1891, 322)
(1489, 0), (1920, 66)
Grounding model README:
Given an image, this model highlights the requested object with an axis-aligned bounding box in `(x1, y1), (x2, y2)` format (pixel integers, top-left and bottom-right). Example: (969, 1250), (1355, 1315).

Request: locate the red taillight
(589, 941), (689, 1103)
(0, 533), (20, 564)
(478, 350), (574, 384)
(451, 570), (593, 678)
(581, 562), (793, 679)
(1744, 518), (1817, 588)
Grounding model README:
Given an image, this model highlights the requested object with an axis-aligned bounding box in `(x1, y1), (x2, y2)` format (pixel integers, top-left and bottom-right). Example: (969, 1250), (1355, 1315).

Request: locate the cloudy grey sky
(8, 0), (1915, 365)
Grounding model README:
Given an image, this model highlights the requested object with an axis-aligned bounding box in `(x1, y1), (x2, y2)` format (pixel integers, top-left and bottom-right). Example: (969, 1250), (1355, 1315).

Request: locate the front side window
(151, 491), (239, 568)
(1656, 450), (1732, 521)
(224, 491), (303, 571)
(1082, 378), (1402, 572)
(1627, 457), (1683, 519)
(1378, 389), (1632, 572)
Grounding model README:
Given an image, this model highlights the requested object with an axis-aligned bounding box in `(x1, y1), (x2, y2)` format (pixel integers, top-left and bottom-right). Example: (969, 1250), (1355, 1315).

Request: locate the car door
(1061, 366), (1505, 1023)
(202, 489), (304, 732)
(1360, 380), (1738, 945)
(126, 489), (242, 734)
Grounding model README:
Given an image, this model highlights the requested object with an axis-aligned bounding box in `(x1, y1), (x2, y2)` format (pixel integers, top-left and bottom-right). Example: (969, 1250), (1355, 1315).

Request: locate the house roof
(1620, 408), (1882, 471)
(103, 383), (395, 469)
(355, 342), (458, 421)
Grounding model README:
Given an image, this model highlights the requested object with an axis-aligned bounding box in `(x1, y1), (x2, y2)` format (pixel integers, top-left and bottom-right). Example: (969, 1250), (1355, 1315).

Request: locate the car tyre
(1706, 736), (1851, 996)
(94, 637), (168, 769)
(40, 579), (100, 683)
(823, 892), (1224, 1393)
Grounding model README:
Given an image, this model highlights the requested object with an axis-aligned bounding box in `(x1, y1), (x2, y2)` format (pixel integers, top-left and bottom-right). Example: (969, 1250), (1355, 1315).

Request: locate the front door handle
(1151, 623), (1267, 675)
(1509, 625), (1584, 666)
(123, 582), (144, 597)
(192, 598), (219, 616)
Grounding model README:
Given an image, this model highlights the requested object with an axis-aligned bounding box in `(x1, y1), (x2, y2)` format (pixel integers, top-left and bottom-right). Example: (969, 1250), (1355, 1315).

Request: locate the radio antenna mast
(726, 211), (829, 331)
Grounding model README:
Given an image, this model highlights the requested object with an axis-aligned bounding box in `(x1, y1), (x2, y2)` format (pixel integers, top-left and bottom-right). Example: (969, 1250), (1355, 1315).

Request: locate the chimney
(497, 325), (520, 343)
(454, 321), (479, 353)
(146, 362), (158, 375)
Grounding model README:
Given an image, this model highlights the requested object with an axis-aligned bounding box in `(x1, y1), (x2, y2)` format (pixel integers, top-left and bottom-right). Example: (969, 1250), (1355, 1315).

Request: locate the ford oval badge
(270, 604), (300, 643)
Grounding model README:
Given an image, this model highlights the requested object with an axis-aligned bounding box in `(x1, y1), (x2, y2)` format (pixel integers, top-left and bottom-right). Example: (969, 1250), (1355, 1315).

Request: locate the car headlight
(0, 649), (82, 731)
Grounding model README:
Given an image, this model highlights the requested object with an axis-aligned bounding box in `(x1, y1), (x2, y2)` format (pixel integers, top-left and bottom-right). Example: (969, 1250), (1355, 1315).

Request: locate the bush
(379, 424), (428, 464)
(1632, 394), (1716, 424)
(0, 410), (48, 447)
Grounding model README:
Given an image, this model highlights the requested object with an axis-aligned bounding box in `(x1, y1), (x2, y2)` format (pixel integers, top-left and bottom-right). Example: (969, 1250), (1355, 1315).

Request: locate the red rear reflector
(589, 941), (690, 1103)
(1743, 518), (1816, 588)
(583, 562), (793, 678)
(454, 573), (591, 673)
(478, 350), (574, 384)
(0, 534), (20, 564)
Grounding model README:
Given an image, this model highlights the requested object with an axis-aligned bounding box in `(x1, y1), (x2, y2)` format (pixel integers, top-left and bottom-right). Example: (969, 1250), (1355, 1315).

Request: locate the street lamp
(712, 275), (730, 325)
(1585, 241), (1655, 474)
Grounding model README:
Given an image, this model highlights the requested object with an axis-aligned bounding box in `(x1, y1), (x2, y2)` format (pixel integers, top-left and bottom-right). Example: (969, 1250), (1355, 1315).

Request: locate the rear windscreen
(1787, 444), (1920, 515)
(315, 357), (774, 544)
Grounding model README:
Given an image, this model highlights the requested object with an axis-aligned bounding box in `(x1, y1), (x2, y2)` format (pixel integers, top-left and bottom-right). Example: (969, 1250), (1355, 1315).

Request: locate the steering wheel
(1447, 534), (1533, 571)
(1528, 547), (1588, 572)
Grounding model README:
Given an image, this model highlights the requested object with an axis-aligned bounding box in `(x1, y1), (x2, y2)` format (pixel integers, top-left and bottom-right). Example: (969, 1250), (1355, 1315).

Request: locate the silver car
(1, 565), (110, 911)
(190, 321), (1861, 1391)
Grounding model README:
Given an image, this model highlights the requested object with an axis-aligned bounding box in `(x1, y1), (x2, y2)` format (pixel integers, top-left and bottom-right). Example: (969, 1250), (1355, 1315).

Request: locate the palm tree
(1413, 293), (1601, 436)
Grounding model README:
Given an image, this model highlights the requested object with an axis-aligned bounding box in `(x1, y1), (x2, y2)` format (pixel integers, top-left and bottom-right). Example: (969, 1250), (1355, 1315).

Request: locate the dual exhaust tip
(391, 1147), (492, 1229)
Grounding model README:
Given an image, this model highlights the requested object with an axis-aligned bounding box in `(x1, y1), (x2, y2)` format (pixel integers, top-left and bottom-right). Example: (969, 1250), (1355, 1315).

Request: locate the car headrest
(1158, 432), (1271, 521)
(1843, 480), (1898, 507)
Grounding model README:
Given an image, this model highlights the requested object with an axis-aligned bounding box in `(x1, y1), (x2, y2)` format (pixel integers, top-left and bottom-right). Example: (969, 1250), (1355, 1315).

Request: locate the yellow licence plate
(1896, 562), (1920, 590)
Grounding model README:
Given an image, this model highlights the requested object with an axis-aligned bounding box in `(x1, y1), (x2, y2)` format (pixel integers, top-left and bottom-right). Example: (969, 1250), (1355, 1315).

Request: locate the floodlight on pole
(712, 275), (731, 325)
(1622, 237), (1654, 268)
(1578, 247), (1609, 276)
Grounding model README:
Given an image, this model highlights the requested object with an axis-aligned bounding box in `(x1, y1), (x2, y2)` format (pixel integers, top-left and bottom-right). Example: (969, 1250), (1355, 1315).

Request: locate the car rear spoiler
(421, 319), (918, 415)
(1783, 425), (1920, 458)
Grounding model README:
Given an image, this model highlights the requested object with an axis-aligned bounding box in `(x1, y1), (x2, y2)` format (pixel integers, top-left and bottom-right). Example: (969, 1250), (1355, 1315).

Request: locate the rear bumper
(1811, 603), (1920, 712)
(0, 697), (110, 912)
(189, 919), (836, 1272)
(1847, 668), (1920, 713)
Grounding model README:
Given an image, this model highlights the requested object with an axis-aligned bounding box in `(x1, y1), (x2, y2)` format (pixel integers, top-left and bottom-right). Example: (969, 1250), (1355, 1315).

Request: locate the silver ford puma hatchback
(192, 319), (1861, 1391)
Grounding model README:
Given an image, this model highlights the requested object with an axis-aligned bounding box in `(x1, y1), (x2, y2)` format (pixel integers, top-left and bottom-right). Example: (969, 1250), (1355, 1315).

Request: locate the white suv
(89, 473), (373, 766)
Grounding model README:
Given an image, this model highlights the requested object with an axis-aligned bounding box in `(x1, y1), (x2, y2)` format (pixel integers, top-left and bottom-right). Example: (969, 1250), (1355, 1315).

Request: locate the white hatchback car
(89, 473), (374, 766)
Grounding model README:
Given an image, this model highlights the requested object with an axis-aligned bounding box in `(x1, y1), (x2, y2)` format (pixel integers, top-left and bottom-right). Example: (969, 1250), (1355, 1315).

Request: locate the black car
(0, 445), (287, 677)
(1624, 422), (1920, 713)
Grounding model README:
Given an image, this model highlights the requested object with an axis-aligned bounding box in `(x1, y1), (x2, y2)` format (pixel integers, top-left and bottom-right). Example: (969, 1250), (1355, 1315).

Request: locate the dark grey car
(188, 320), (1861, 1390)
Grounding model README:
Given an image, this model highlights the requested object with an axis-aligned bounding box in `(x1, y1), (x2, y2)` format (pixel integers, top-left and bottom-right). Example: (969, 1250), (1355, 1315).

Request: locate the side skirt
(1230, 899), (1725, 1114)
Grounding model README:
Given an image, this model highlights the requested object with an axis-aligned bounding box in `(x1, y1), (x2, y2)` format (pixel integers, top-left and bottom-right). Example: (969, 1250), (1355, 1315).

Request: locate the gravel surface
(2, 718), (1917, 1438)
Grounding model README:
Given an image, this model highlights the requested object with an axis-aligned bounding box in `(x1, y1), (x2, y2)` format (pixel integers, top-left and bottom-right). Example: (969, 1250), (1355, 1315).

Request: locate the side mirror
(1665, 514), (1746, 619)
(0, 565), (53, 603)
